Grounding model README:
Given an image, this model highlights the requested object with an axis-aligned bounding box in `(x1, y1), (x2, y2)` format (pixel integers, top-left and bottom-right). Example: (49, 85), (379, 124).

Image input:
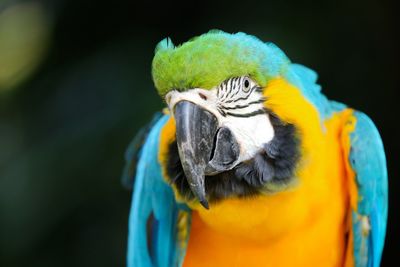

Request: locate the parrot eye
(242, 77), (251, 92)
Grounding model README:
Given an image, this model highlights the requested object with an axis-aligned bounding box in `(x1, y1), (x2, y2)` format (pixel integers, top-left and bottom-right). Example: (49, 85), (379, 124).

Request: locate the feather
(152, 31), (290, 96)
(121, 112), (163, 189)
(127, 114), (190, 267)
(346, 111), (388, 267)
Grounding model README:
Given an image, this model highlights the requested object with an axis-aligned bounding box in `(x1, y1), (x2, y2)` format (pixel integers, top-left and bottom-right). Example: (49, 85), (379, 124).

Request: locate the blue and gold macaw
(122, 31), (388, 267)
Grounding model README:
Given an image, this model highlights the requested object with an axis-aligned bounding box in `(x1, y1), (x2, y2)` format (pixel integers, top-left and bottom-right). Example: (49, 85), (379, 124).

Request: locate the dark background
(0, 0), (398, 266)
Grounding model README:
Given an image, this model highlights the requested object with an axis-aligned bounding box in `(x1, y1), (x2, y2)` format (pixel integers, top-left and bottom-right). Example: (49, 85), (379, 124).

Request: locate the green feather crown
(152, 30), (291, 96)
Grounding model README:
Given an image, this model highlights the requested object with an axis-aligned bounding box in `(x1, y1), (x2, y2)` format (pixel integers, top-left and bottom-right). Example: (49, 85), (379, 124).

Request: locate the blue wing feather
(121, 112), (163, 189)
(349, 111), (388, 267)
(126, 114), (188, 267)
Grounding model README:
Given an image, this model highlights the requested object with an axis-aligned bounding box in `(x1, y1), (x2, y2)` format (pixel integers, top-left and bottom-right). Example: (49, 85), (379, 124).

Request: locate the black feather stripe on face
(165, 112), (300, 204)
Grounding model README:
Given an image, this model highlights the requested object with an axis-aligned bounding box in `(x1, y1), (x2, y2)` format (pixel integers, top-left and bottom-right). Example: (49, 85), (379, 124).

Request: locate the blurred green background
(0, 0), (398, 266)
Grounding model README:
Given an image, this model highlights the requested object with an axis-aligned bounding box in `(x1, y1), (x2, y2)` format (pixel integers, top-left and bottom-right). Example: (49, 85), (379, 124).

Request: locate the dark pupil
(244, 79), (249, 88)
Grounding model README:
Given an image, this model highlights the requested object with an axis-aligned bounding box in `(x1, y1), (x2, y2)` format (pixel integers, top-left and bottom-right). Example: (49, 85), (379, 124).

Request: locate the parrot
(122, 30), (388, 267)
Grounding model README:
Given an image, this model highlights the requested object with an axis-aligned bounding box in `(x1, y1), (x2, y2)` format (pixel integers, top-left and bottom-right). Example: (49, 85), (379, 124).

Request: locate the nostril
(165, 93), (172, 105)
(199, 92), (207, 101)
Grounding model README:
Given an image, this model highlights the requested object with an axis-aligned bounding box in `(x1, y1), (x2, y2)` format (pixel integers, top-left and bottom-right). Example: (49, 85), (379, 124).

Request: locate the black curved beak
(174, 101), (240, 209)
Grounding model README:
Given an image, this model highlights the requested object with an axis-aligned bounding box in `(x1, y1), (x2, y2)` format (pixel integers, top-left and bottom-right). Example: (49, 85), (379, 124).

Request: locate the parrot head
(153, 31), (325, 209)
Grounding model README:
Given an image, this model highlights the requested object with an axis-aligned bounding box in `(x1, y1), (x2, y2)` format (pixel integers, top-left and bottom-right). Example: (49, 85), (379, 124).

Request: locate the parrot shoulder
(342, 110), (388, 267)
(121, 112), (163, 189)
(125, 112), (190, 267)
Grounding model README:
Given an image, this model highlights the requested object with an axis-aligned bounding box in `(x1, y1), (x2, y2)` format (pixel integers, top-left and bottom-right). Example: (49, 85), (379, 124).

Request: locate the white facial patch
(222, 114), (274, 162)
(166, 76), (275, 166)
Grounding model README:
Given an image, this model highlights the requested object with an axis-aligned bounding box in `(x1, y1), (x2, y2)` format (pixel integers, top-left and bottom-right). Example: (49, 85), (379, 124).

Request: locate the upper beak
(173, 100), (240, 209)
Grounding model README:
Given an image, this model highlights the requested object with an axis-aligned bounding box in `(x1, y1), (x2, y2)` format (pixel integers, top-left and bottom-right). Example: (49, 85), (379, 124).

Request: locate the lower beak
(174, 101), (240, 209)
